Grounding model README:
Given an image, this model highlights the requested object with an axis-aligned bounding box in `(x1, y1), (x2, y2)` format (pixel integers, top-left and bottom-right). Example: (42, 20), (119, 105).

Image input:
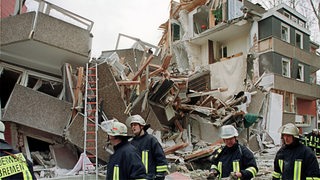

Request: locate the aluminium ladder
(83, 63), (99, 179)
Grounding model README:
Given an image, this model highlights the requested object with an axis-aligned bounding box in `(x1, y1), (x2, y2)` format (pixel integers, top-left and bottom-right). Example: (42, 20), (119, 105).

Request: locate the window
(291, 16), (298, 23)
(295, 31), (303, 49)
(282, 58), (291, 77)
(298, 20), (305, 28)
(281, 23), (290, 43)
(221, 46), (227, 58)
(172, 23), (180, 42)
(297, 64), (304, 81)
(283, 11), (290, 18)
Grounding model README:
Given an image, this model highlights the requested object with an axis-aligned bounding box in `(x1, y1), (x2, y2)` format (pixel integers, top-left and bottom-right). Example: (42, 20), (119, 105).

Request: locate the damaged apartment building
(1, 0), (320, 179)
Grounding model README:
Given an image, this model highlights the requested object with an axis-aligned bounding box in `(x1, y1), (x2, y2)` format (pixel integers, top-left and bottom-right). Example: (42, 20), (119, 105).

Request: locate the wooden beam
(132, 55), (154, 81)
(164, 142), (189, 155)
(116, 81), (140, 86)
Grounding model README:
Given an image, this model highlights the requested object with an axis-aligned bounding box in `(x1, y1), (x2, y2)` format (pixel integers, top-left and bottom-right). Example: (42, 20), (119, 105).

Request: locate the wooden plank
(116, 81), (140, 86)
(132, 55), (154, 81)
(164, 142), (189, 155)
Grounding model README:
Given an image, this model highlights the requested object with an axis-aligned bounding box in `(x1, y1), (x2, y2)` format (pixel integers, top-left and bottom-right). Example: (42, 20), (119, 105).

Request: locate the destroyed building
(1, 0), (320, 179)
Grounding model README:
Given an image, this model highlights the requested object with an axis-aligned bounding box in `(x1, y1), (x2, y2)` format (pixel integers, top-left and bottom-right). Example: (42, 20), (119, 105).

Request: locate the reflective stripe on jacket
(210, 143), (258, 179)
(272, 140), (320, 180)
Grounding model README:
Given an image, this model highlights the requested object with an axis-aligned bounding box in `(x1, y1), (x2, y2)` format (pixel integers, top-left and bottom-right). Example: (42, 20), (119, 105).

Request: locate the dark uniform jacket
(0, 139), (36, 180)
(107, 140), (146, 180)
(210, 142), (258, 179)
(272, 140), (320, 180)
(130, 132), (168, 179)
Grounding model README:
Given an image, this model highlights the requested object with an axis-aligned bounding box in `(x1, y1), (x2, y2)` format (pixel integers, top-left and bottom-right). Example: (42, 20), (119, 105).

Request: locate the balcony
(0, 0), (93, 76)
(272, 74), (320, 99)
(258, 37), (320, 72)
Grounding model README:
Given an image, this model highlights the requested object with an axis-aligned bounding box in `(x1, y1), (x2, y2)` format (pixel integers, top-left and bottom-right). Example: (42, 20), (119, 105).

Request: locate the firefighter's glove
(229, 172), (238, 180)
(207, 169), (219, 180)
(155, 173), (165, 180)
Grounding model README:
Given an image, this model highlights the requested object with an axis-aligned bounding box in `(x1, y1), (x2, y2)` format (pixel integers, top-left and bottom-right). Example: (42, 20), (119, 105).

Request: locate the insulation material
(3, 84), (71, 136)
(210, 55), (246, 101)
(266, 92), (283, 145)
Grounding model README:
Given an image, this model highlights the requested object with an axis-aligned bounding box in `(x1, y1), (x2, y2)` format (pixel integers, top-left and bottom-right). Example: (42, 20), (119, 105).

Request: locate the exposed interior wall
(209, 55), (247, 100)
(297, 98), (316, 116)
(266, 92), (283, 145)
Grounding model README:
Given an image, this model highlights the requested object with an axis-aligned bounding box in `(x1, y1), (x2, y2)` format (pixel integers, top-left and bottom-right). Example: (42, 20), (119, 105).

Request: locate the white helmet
(101, 119), (128, 136)
(0, 121), (4, 140)
(220, 125), (238, 139)
(127, 115), (146, 126)
(279, 123), (299, 137)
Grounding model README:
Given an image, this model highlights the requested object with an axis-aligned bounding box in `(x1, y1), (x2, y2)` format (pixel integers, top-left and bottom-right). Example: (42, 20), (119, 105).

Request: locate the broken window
(0, 68), (21, 108)
(295, 30), (303, 49)
(281, 23), (290, 43)
(172, 23), (180, 42)
(0, 63), (63, 108)
(296, 63), (304, 81)
(282, 58), (290, 77)
(193, 6), (209, 34)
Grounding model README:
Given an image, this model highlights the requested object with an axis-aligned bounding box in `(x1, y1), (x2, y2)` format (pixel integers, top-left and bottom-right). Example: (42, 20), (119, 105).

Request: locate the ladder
(83, 63), (98, 179)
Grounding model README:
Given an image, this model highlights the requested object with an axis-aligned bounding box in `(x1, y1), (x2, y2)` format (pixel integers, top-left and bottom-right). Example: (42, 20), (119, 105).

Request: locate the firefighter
(101, 119), (146, 180)
(0, 121), (36, 180)
(208, 125), (258, 179)
(306, 128), (319, 154)
(127, 114), (168, 180)
(272, 123), (320, 179)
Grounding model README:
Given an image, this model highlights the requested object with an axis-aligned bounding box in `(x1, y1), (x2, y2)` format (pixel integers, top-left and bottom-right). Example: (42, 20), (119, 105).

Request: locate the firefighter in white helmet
(101, 119), (146, 180)
(127, 114), (168, 180)
(208, 124), (258, 179)
(0, 121), (36, 179)
(272, 123), (320, 179)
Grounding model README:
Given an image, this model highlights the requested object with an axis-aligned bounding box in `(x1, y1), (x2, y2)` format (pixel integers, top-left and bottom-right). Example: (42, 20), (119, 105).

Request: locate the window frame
(281, 23), (290, 43)
(295, 30), (303, 49)
(297, 63), (304, 81)
(282, 58), (291, 78)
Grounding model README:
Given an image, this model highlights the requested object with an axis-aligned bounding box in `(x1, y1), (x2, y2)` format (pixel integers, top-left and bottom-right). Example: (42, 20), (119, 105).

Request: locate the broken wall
(3, 84), (71, 136)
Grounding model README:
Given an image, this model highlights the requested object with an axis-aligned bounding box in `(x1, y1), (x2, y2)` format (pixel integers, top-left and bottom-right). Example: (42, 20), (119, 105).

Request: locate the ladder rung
(87, 88), (97, 90)
(87, 155), (96, 158)
(87, 102), (97, 105)
(88, 74), (96, 77)
(86, 139), (95, 142)
(87, 95), (96, 98)
(87, 147), (96, 150)
(87, 131), (95, 134)
(87, 116), (95, 119)
(87, 123), (95, 127)
(87, 109), (97, 112)
(88, 67), (96, 70)
(88, 81), (96, 84)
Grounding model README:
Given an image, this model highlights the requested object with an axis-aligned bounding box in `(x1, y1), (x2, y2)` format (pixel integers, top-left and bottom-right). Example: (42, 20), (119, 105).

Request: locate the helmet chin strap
(138, 125), (144, 136)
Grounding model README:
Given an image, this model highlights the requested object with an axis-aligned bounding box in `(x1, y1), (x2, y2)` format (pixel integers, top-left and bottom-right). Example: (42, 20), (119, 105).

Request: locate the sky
(24, 0), (319, 59)
(25, 0), (172, 58)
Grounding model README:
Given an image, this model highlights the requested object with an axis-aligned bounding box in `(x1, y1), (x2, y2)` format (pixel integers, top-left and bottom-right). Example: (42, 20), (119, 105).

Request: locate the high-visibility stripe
(156, 165), (168, 172)
(214, 148), (222, 158)
(232, 160), (240, 180)
(142, 151), (148, 174)
(0, 153), (33, 179)
(246, 167), (257, 177)
(272, 171), (281, 178)
(293, 160), (302, 180)
(113, 166), (119, 180)
(306, 178), (320, 180)
(278, 159), (283, 173)
(218, 162), (222, 180)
